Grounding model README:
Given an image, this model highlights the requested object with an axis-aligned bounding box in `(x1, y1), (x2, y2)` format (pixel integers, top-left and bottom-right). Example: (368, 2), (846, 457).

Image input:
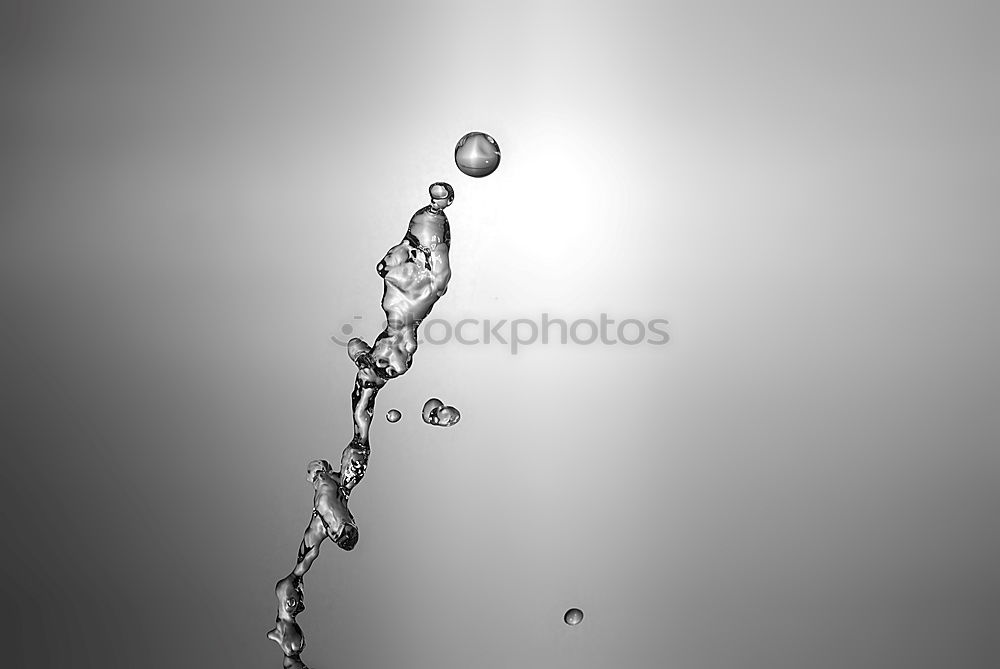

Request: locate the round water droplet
(386, 409), (402, 423)
(436, 405), (461, 426)
(564, 608), (584, 626)
(455, 131), (501, 178)
(422, 398), (444, 424)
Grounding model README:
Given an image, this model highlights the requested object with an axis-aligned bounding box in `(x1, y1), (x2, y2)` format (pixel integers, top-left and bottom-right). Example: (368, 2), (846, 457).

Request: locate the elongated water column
(268, 183), (455, 668)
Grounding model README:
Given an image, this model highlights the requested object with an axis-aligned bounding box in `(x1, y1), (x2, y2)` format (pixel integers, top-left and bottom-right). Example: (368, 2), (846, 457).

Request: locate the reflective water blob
(455, 131), (501, 178)
(270, 184), (457, 667)
(422, 397), (461, 427)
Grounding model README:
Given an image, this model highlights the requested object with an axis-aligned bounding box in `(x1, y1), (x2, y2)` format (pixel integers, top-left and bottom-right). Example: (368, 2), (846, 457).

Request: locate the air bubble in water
(564, 608), (584, 626)
(422, 397), (461, 427)
(386, 409), (401, 423)
(455, 131), (501, 178)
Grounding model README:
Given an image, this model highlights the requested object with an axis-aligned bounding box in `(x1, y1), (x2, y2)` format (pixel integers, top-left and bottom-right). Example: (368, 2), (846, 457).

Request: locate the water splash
(269, 183), (455, 667)
(421, 397), (462, 427)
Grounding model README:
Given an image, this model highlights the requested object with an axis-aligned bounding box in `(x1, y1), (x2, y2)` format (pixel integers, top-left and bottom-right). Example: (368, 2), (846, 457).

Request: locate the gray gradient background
(2, 1), (998, 667)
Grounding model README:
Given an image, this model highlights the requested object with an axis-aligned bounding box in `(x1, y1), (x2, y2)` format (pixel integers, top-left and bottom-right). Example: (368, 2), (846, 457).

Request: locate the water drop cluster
(421, 397), (462, 427)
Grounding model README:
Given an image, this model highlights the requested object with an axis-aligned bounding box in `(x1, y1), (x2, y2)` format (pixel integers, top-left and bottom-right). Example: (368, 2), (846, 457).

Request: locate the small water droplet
(564, 608), (584, 626)
(455, 131), (501, 178)
(386, 409), (402, 423)
(421, 398), (443, 423)
(422, 397), (461, 427)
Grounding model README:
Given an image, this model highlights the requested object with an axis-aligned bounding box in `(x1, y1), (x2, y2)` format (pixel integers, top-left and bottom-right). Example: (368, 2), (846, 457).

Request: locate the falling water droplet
(455, 131), (501, 178)
(386, 409), (401, 423)
(422, 398), (443, 423)
(564, 608), (584, 626)
(436, 405), (461, 425)
(422, 397), (461, 427)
